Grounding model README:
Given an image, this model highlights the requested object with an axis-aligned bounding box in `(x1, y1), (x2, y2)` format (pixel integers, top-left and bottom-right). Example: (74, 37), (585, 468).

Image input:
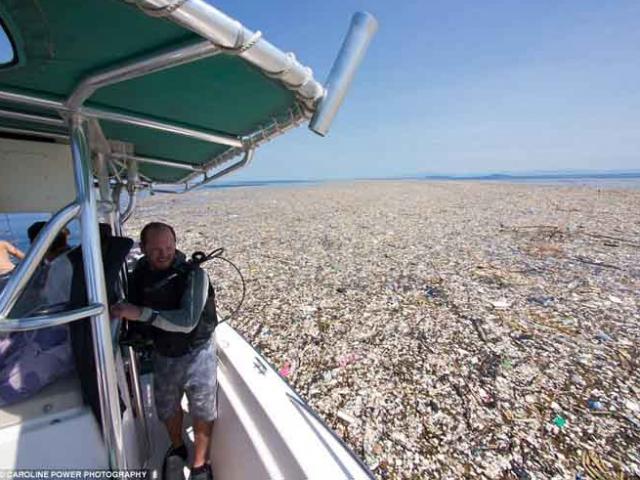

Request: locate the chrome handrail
(0, 202), (80, 319)
(152, 147), (254, 194)
(110, 153), (205, 172)
(0, 304), (105, 332)
(81, 106), (244, 148)
(67, 40), (221, 110)
(0, 90), (243, 149)
(125, 346), (152, 463)
(71, 115), (126, 469)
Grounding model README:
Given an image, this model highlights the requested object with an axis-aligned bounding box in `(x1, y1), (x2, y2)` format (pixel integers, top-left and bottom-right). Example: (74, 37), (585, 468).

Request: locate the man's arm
(112, 268), (209, 333)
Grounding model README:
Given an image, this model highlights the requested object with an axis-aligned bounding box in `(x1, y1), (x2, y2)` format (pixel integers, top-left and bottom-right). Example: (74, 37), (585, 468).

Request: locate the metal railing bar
(152, 148), (254, 193)
(110, 152), (205, 172)
(0, 89), (244, 148)
(169, 110), (305, 186)
(70, 115), (125, 468)
(0, 126), (68, 141)
(0, 90), (65, 110)
(0, 108), (65, 127)
(81, 106), (244, 148)
(0, 202), (81, 319)
(67, 40), (220, 110)
(0, 304), (105, 332)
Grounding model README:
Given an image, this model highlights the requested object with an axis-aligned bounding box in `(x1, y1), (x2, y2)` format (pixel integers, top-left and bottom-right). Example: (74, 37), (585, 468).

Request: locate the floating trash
(129, 181), (640, 479)
(278, 361), (292, 378)
(587, 399), (603, 411)
(490, 299), (511, 309)
(553, 415), (567, 428)
(337, 352), (361, 368)
(527, 295), (555, 307)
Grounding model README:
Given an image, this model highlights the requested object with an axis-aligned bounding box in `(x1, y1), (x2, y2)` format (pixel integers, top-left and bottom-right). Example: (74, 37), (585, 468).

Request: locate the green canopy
(0, 0), (307, 183)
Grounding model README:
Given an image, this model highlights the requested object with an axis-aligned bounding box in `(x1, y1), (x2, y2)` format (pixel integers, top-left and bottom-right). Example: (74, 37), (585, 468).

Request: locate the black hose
(191, 248), (246, 323)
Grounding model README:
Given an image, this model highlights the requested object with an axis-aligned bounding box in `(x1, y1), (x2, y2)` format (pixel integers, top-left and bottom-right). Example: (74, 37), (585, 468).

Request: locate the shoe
(189, 464), (213, 480)
(162, 445), (188, 480)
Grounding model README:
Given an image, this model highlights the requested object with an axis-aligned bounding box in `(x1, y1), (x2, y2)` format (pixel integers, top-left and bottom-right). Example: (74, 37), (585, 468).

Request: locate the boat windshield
(0, 20), (14, 65)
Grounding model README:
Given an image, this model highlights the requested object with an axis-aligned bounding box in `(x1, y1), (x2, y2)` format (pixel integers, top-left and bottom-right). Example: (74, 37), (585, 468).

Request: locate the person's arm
(0, 241), (24, 276)
(112, 268), (209, 333)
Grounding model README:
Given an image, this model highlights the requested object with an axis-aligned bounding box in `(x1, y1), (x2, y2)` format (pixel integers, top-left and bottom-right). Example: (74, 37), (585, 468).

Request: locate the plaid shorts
(152, 339), (217, 422)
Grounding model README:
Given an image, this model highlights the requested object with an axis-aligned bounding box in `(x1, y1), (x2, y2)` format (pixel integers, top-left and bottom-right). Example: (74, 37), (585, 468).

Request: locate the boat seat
(0, 372), (83, 429)
(0, 371), (108, 469)
(67, 226), (133, 425)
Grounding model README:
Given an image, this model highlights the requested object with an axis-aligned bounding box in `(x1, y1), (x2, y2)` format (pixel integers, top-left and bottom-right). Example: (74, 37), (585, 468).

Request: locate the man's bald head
(140, 222), (177, 271)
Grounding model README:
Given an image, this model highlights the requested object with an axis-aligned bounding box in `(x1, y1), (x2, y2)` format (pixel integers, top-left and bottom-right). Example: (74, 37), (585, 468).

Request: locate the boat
(0, 1), (377, 477)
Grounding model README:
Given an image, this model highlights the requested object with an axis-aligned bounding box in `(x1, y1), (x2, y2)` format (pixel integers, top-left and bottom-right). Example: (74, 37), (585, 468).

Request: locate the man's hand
(110, 302), (143, 321)
(0, 240), (25, 275)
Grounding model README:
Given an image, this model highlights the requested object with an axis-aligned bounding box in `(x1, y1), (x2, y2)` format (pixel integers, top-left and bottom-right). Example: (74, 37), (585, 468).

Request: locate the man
(111, 222), (217, 480)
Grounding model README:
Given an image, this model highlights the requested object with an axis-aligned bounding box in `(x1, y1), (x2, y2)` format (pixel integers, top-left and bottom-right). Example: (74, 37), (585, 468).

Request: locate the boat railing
(0, 203), (80, 319)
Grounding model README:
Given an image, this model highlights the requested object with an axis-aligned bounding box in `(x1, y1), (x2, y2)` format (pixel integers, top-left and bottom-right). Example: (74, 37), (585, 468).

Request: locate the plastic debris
(527, 295), (555, 306)
(337, 410), (357, 425)
(587, 400), (603, 411)
(337, 352), (360, 368)
(278, 361), (292, 378)
(490, 299), (511, 309)
(129, 181), (640, 479)
(501, 358), (513, 369)
(625, 399), (640, 413)
(553, 415), (567, 428)
(510, 462), (531, 480)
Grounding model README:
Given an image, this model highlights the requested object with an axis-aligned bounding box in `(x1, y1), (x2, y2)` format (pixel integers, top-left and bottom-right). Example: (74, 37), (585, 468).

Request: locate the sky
(214, 0), (640, 180)
(1, 1), (639, 180)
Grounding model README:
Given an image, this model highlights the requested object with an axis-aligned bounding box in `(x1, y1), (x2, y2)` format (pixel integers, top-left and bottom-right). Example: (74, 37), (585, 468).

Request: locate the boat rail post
(95, 152), (116, 227)
(70, 114), (126, 469)
(121, 156), (138, 223)
(108, 151), (152, 465)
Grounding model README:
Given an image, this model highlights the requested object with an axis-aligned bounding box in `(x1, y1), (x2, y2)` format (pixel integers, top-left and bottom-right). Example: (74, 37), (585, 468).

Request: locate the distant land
(417, 169), (640, 181)
(210, 170), (640, 188)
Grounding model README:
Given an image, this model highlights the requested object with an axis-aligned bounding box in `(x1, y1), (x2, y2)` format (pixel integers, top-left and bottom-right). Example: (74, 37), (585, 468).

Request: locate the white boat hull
(0, 324), (371, 478)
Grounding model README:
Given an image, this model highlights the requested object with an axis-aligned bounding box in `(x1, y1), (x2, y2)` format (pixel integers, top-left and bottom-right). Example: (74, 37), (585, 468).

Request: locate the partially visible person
(26, 222), (72, 307)
(27, 222), (70, 260)
(0, 240), (25, 285)
(0, 223), (75, 407)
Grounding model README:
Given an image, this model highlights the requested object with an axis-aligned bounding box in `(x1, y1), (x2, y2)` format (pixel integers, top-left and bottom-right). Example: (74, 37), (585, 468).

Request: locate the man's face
(142, 227), (176, 271)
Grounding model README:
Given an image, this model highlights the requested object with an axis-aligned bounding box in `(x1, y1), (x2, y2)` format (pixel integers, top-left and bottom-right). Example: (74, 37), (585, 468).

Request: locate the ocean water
(203, 179), (321, 190)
